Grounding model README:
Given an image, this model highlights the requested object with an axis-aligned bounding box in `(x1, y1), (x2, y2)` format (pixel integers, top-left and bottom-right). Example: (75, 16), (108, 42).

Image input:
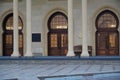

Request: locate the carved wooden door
(48, 32), (68, 56)
(96, 31), (119, 56)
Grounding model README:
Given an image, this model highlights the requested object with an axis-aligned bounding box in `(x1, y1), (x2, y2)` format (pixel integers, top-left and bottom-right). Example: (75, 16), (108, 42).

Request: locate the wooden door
(96, 31), (119, 56)
(48, 32), (68, 56)
(3, 32), (23, 56)
(3, 33), (13, 56)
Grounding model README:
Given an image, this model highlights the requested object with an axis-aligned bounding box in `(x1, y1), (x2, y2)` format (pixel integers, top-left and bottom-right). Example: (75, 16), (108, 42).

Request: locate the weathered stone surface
(0, 60), (120, 80)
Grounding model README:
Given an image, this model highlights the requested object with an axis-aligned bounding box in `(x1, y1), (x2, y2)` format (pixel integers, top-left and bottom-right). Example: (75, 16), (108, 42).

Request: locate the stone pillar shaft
(25, 0), (32, 56)
(12, 0), (19, 56)
(67, 0), (75, 56)
(81, 0), (89, 56)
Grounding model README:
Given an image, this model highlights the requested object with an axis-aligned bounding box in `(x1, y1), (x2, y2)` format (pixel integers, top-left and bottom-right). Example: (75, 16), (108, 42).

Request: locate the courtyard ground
(0, 56), (120, 80)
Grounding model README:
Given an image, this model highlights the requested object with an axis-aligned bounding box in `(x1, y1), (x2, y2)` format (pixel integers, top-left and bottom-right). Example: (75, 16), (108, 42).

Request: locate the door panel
(60, 34), (68, 56)
(96, 32), (119, 56)
(96, 32), (108, 56)
(3, 33), (23, 56)
(50, 34), (58, 48)
(48, 33), (59, 56)
(48, 32), (68, 56)
(109, 33), (117, 48)
(97, 32), (107, 49)
(3, 33), (13, 56)
(108, 32), (119, 55)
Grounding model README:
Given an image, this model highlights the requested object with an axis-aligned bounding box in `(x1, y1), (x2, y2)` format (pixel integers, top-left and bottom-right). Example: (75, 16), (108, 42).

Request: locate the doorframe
(91, 7), (120, 56)
(47, 12), (68, 56)
(94, 8), (120, 56)
(43, 8), (67, 56)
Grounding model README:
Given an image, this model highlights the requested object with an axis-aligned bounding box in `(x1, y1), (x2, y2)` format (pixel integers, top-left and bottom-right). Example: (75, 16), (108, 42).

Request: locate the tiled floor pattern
(0, 60), (120, 80)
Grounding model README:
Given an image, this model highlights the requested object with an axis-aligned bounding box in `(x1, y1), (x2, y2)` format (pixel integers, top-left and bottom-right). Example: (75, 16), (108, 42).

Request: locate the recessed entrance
(48, 12), (68, 56)
(96, 10), (119, 56)
(2, 13), (23, 56)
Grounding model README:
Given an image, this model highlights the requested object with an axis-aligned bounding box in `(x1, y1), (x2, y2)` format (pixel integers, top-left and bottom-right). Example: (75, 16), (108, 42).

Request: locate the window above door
(48, 12), (68, 30)
(96, 10), (119, 30)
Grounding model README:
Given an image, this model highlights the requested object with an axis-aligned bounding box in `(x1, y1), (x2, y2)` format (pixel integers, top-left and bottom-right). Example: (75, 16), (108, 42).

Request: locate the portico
(11, 0), (89, 57)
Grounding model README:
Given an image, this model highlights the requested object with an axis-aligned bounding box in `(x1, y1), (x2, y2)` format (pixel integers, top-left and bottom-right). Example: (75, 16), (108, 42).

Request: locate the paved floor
(0, 60), (120, 80)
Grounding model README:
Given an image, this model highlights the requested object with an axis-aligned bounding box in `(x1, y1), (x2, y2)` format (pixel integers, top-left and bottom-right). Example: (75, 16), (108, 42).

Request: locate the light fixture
(110, 24), (116, 28)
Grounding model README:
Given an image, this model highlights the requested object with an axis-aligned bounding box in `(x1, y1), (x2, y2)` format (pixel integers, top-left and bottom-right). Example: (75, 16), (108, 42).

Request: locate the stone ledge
(0, 56), (120, 60)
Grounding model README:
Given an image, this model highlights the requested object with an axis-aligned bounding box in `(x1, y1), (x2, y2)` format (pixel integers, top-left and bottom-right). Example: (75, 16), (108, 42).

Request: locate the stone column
(81, 0), (89, 56)
(66, 0), (75, 56)
(12, 0), (19, 56)
(25, 0), (32, 56)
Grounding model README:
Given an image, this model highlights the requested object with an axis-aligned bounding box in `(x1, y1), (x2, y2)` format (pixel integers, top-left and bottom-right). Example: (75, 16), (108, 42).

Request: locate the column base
(24, 51), (33, 56)
(11, 51), (20, 57)
(66, 51), (75, 56)
(81, 51), (89, 57)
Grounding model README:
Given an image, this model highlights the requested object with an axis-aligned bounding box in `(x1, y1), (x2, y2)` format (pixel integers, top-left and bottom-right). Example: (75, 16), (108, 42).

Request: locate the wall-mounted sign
(32, 33), (41, 42)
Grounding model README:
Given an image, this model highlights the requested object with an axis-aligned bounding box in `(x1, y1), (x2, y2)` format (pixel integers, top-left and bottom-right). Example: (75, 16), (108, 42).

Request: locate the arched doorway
(48, 12), (68, 56)
(2, 13), (23, 56)
(96, 10), (119, 56)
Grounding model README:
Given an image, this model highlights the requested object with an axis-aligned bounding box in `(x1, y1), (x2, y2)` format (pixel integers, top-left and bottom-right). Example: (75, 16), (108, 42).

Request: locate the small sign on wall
(32, 33), (41, 42)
